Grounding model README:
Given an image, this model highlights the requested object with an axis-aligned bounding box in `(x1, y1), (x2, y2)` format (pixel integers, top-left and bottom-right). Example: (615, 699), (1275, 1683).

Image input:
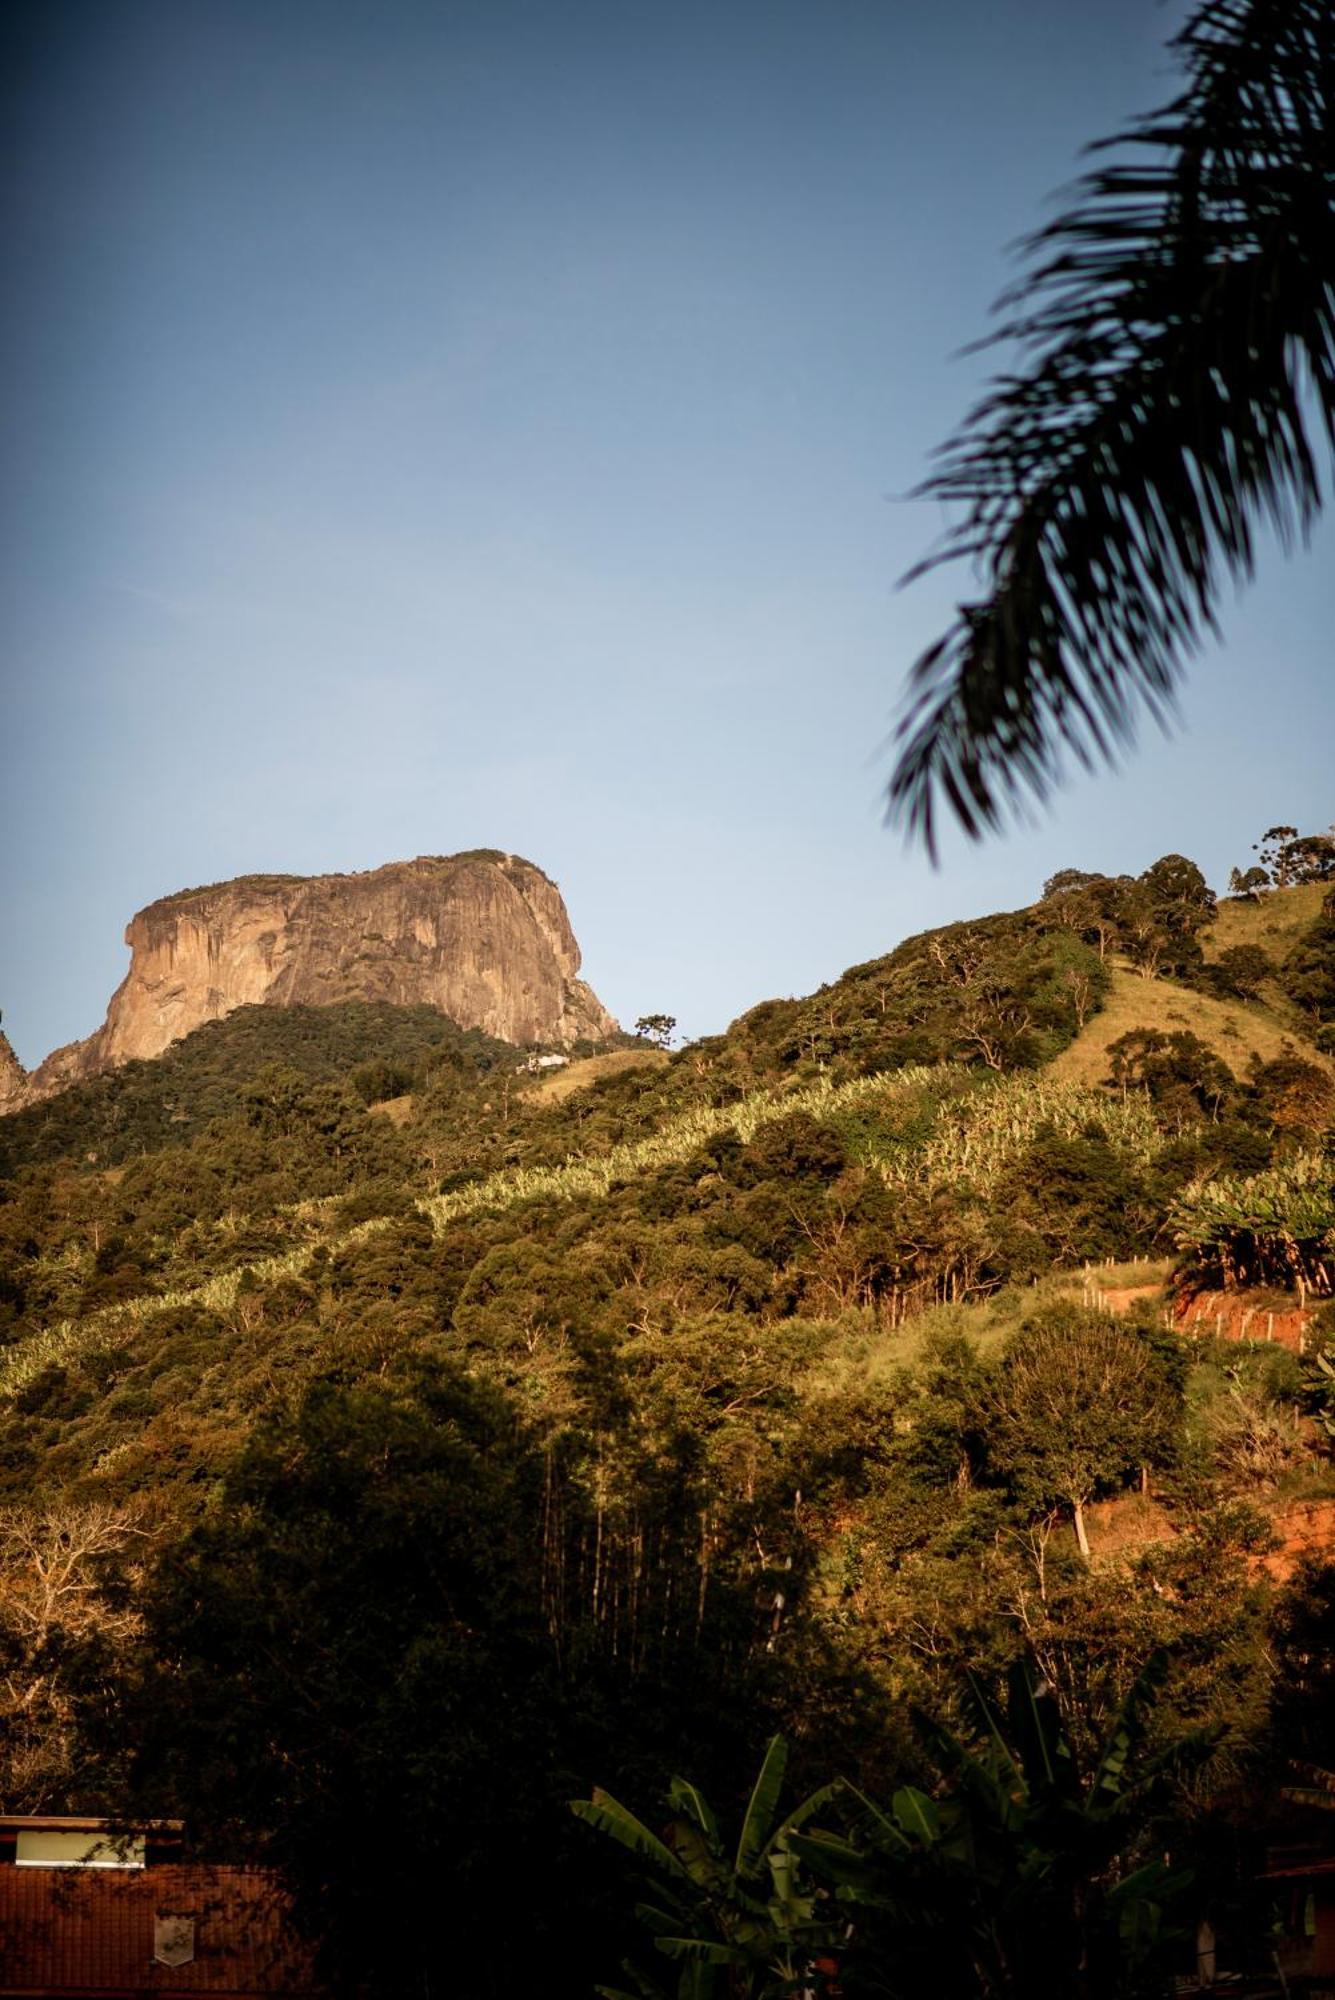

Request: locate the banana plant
(570, 1735), (844, 2000)
(793, 1651), (1202, 2000)
(1303, 1350), (1335, 1442)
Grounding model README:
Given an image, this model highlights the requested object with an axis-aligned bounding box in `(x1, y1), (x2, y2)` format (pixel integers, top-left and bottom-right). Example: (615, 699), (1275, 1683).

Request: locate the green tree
(1106, 1028), (1236, 1130)
(1248, 1056), (1335, 1141)
(1207, 943), (1272, 1000)
(1129, 856), (1217, 982)
(637, 1015), (679, 1050)
(1248, 823), (1335, 890)
(1269, 1562), (1335, 1771)
(1042, 868), (1099, 900)
(1282, 827), (1335, 883)
(1048, 874), (1135, 963)
(1282, 887), (1335, 1038)
(0, 1500), (146, 1810)
(1254, 825), (1301, 888)
(1228, 865), (1270, 901)
(987, 1308), (1181, 1556)
(888, 0), (1335, 849)
(126, 1369), (569, 1998)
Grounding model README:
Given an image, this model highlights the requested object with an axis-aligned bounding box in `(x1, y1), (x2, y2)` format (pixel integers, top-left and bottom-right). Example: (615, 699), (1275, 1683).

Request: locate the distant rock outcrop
(0, 1031), (27, 1116)
(5, 852), (617, 1111)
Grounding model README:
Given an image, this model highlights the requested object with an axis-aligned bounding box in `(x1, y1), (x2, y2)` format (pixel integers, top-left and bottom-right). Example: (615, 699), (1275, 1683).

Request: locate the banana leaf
(671, 1776), (722, 1846)
(653, 1937), (747, 1965)
(572, 1791), (690, 1882)
(891, 1784), (942, 1846)
(734, 1735), (788, 1878)
(1089, 1649), (1168, 1810)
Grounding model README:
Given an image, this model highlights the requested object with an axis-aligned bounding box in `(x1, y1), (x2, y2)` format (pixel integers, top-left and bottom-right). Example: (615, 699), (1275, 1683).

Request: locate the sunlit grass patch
(1046, 963), (1329, 1092)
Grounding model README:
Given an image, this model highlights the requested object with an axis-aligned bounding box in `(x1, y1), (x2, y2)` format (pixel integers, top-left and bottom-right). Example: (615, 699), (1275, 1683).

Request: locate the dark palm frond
(890, 0), (1335, 856)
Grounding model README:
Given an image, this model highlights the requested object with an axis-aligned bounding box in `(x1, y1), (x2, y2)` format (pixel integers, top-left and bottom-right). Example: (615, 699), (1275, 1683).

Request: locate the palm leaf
(734, 1734), (789, 1878)
(764, 1844), (825, 1933)
(890, 0), (1335, 853)
(572, 1792), (691, 1882)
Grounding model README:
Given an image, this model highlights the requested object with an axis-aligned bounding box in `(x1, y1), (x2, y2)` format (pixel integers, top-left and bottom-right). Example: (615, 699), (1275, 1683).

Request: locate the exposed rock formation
(0, 1032), (27, 1116)
(6, 853), (617, 1110)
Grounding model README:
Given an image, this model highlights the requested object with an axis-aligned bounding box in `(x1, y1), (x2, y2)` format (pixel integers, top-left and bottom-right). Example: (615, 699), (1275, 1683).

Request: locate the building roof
(0, 1819), (180, 1837)
(0, 1862), (322, 1997)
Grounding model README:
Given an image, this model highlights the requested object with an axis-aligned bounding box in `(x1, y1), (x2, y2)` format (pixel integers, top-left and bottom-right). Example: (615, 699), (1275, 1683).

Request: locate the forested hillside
(1, 832), (1333, 1998)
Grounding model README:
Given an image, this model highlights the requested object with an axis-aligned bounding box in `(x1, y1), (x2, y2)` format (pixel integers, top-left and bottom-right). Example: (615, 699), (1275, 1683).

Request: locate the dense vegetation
(0, 1001), (516, 1176)
(1, 842), (1333, 1996)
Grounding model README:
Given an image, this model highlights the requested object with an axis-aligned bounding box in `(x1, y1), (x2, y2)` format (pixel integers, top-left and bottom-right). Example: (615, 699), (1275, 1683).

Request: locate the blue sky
(2, 0), (1331, 1066)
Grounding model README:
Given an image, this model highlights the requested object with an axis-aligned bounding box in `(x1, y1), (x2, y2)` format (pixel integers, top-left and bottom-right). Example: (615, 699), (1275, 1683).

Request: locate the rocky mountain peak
(4, 852), (617, 1112)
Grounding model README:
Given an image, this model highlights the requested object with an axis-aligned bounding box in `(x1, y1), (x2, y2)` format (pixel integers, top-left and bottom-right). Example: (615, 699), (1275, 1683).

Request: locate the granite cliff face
(0, 1032), (27, 1117)
(7, 853), (617, 1109)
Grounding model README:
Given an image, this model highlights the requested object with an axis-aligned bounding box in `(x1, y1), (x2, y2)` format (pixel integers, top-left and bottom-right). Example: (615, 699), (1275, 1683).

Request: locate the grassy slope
(1207, 880), (1327, 957)
(527, 1046), (668, 1105)
(1047, 885), (1329, 1089)
(1046, 961), (1330, 1087)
